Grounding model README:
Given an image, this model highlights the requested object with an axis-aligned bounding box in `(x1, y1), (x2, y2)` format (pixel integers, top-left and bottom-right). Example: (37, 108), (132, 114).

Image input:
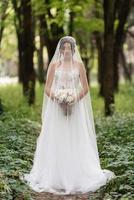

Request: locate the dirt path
(32, 191), (94, 200)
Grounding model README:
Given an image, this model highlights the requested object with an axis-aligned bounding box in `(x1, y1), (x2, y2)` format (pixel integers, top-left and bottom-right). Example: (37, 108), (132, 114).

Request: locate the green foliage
(94, 113), (134, 200)
(0, 1), (17, 61)
(32, 0), (47, 15)
(32, 0), (66, 27)
(74, 17), (104, 32)
(0, 116), (40, 199)
(0, 82), (134, 199)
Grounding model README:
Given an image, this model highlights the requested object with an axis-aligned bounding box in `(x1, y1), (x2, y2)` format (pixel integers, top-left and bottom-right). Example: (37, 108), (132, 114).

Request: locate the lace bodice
(54, 67), (80, 89)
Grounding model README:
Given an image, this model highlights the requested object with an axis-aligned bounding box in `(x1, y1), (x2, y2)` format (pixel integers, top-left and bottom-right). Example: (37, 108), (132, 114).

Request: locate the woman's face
(61, 42), (72, 59)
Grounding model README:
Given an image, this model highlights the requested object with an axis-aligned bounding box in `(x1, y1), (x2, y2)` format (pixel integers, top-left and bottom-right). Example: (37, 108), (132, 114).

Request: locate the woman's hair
(59, 37), (76, 54)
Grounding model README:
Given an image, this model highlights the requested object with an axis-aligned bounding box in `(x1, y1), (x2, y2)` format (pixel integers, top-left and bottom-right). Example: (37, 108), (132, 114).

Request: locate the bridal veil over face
(42, 36), (97, 145)
(22, 36), (115, 195)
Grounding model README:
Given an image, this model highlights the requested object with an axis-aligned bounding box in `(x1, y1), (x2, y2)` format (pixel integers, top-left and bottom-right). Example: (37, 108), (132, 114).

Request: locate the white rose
(61, 93), (67, 102)
(66, 95), (74, 103)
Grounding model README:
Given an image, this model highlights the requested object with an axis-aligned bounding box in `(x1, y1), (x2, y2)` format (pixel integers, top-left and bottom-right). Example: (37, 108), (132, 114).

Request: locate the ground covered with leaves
(0, 83), (134, 199)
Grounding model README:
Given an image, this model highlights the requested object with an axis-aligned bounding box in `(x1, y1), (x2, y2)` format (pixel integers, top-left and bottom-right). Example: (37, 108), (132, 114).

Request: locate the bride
(21, 36), (115, 195)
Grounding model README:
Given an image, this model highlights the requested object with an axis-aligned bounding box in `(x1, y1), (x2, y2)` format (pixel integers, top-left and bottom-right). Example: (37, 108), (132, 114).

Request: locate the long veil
(41, 36), (99, 158)
(21, 36), (115, 195)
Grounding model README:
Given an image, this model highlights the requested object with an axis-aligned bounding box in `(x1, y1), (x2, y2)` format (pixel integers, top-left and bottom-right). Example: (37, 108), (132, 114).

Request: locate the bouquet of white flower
(54, 89), (77, 104)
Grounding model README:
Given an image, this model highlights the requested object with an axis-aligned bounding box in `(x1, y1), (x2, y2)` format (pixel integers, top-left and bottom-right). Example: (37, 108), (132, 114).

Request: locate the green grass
(0, 82), (134, 199)
(0, 81), (134, 121)
(91, 82), (134, 116)
(0, 82), (44, 122)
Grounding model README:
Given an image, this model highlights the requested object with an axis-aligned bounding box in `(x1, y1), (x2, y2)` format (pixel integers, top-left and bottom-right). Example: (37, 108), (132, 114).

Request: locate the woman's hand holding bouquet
(54, 89), (77, 105)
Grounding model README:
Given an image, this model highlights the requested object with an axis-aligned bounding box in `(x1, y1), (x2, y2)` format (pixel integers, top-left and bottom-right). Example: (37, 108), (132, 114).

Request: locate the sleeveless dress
(22, 67), (115, 195)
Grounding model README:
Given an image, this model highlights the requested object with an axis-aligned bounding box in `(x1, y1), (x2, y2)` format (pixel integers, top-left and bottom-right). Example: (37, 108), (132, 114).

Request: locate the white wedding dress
(22, 66), (115, 195)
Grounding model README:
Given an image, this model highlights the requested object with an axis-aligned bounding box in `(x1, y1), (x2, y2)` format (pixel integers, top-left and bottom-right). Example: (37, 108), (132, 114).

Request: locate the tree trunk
(82, 57), (90, 84)
(37, 17), (45, 84)
(12, 0), (36, 105)
(103, 0), (115, 116)
(120, 48), (132, 82)
(21, 0), (36, 105)
(12, 0), (23, 83)
(40, 1), (64, 64)
(45, 24), (64, 63)
(0, 0), (8, 45)
(93, 31), (104, 96)
(0, 98), (4, 115)
(69, 11), (75, 36)
(113, 0), (132, 91)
